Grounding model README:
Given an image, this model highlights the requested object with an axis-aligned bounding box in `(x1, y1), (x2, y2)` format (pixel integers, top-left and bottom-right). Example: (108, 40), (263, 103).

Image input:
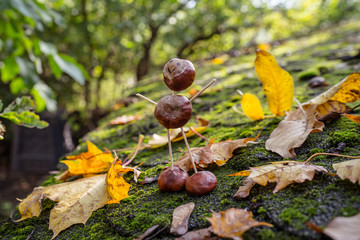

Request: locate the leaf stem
(189, 126), (210, 141)
(306, 152), (360, 162)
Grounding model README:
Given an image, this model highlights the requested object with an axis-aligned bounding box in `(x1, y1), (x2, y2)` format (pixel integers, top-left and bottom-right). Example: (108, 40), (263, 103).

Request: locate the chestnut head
(185, 171), (217, 195)
(154, 95), (192, 129)
(158, 166), (189, 192)
(163, 58), (195, 92)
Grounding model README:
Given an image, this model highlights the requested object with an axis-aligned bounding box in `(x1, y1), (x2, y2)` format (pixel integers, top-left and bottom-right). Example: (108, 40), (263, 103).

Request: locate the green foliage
(0, 0), (85, 112)
(0, 96), (48, 139)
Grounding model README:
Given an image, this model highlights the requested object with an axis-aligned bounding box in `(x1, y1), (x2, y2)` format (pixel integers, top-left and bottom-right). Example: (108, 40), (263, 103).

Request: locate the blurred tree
(0, 0), (86, 112)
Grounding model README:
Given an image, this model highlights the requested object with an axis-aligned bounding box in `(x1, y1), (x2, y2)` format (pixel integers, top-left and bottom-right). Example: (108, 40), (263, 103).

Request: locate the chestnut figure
(158, 166), (189, 192)
(163, 58), (195, 92)
(154, 95), (192, 129)
(185, 171), (217, 195)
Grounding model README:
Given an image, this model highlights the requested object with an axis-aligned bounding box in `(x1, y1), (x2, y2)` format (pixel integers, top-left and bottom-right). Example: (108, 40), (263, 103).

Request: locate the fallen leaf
(170, 202), (195, 236)
(175, 134), (260, 171)
(316, 101), (351, 122)
(257, 43), (271, 51)
(323, 213), (360, 240)
(110, 114), (140, 125)
(148, 118), (210, 148)
(106, 158), (133, 204)
(175, 227), (212, 240)
(254, 49), (294, 116)
(210, 57), (225, 65)
(207, 208), (272, 239)
(135, 225), (160, 240)
(16, 174), (109, 239)
(342, 114), (360, 123)
(61, 141), (114, 176)
(239, 92), (264, 120)
(140, 176), (158, 185)
(333, 159), (360, 184)
(303, 73), (360, 119)
(265, 104), (324, 158)
(330, 73), (360, 103)
(231, 161), (329, 198)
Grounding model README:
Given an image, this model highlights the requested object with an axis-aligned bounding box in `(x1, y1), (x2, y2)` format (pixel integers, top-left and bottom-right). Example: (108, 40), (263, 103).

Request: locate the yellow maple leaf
(106, 158), (133, 204)
(207, 208), (272, 239)
(254, 49), (294, 116)
(238, 91), (264, 120)
(342, 114), (360, 124)
(61, 141), (114, 176)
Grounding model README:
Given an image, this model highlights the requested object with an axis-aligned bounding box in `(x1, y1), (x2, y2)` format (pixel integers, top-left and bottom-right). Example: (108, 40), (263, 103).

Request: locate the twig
(181, 128), (198, 173)
(306, 152), (360, 162)
(167, 129), (174, 170)
(189, 126), (210, 141)
(123, 135), (144, 166)
(136, 93), (157, 105)
(189, 79), (216, 102)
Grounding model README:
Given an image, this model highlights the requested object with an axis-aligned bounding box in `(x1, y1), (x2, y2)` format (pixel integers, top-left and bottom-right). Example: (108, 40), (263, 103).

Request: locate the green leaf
(3, 96), (35, 113)
(0, 111), (48, 129)
(39, 41), (57, 55)
(1, 57), (19, 83)
(0, 100), (3, 112)
(31, 81), (57, 112)
(54, 54), (87, 84)
(9, 77), (26, 94)
(48, 55), (62, 79)
(15, 57), (40, 87)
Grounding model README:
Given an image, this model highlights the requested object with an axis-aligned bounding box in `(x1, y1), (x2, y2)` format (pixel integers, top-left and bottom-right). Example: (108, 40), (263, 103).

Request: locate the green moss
(339, 206), (358, 216)
(279, 208), (309, 229)
(297, 68), (320, 80)
(256, 229), (275, 240)
(258, 206), (267, 214)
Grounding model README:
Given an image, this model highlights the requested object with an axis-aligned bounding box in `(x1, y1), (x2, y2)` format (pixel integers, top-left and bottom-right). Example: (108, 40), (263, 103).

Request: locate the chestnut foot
(185, 171), (217, 195)
(158, 166), (189, 192)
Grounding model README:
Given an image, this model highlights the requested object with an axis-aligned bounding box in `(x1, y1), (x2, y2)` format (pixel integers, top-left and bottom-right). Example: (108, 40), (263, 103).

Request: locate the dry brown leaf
(333, 159), (360, 184)
(175, 228), (212, 240)
(207, 208), (272, 239)
(316, 100), (351, 121)
(148, 118), (210, 148)
(110, 114), (140, 125)
(323, 213), (360, 240)
(16, 174), (109, 239)
(170, 202), (195, 236)
(231, 161), (329, 199)
(175, 134), (260, 171)
(265, 104), (324, 158)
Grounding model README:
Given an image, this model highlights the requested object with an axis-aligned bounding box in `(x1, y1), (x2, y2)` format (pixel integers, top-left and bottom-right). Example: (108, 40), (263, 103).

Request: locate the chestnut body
(154, 95), (192, 129)
(158, 166), (189, 192)
(185, 171), (217, 195)
(163, 58), (195, 92)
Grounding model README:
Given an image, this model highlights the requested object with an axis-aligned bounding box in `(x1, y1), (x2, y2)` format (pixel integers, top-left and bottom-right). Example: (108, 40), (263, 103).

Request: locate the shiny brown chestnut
(154, 95), (192, 129)
(158, 166), (189, 192)
(163, 58), (195, 92)
(185, 171), (217, 195)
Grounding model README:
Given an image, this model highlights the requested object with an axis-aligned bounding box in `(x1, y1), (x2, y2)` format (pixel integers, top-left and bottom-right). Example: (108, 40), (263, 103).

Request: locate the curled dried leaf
(207, 208), (272, 239)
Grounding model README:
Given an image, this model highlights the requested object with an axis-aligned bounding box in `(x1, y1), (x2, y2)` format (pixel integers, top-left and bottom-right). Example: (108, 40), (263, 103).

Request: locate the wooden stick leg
(136, 93), (157, 105)
(167, 129), (174, 170)
(189, 79), (216, 102)
(181, 128), (198, 173)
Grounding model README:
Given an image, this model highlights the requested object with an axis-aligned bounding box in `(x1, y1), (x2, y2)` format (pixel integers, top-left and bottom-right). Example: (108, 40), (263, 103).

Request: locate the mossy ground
(1, 20), (360, 240)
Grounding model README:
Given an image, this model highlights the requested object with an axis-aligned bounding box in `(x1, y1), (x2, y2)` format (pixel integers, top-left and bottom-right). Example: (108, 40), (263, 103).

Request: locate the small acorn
(154, 95), (192, 129)
(185, 171), (217, 195)
(158, 166), (189, 192)
(163, 58), (195, 92)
